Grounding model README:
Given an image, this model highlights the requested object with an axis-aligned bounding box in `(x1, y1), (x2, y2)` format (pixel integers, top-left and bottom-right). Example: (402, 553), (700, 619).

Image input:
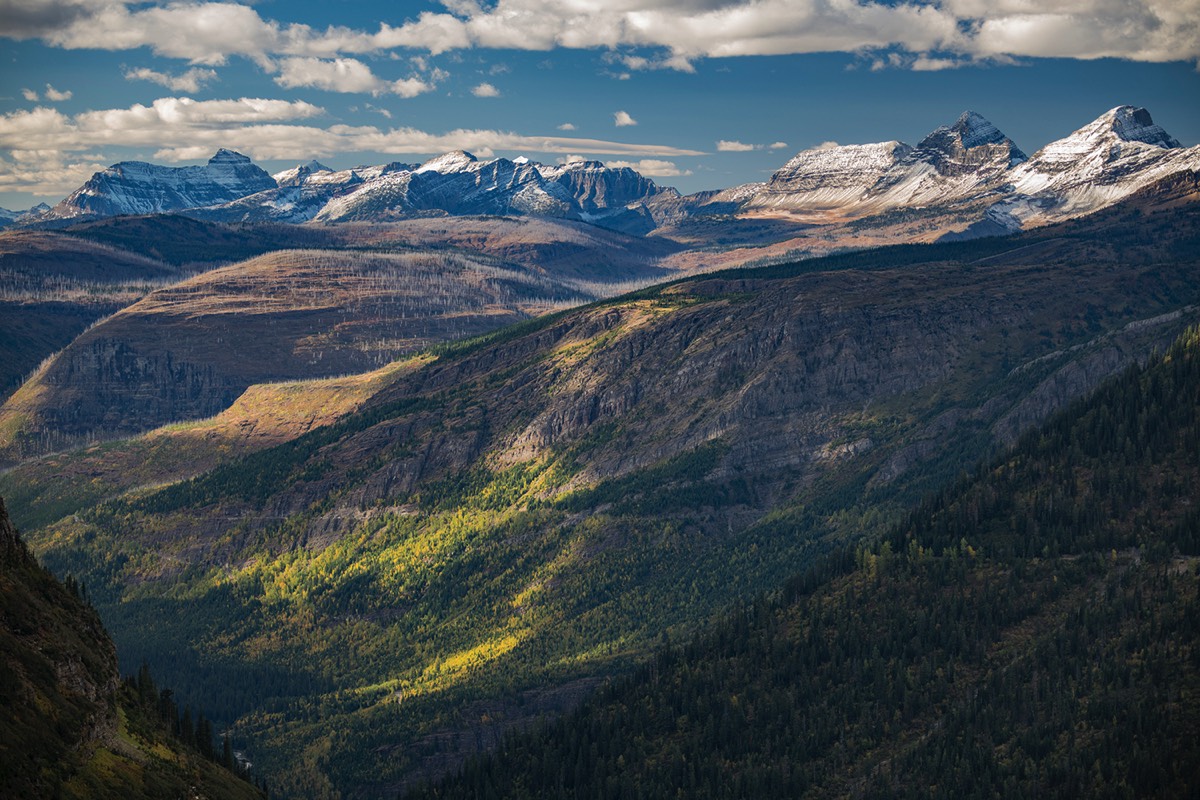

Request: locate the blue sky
(1, 1), (1198, 210)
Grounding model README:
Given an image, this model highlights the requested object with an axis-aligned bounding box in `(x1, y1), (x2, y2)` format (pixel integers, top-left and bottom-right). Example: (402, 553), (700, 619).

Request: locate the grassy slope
(0, 356), (428, 532)
(412, 327), (1200, 800)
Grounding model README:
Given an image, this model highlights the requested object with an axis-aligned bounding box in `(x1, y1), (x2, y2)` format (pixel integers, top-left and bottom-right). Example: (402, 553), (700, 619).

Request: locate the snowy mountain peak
(43, 150), (275, 220)
(951, 111), (1011, 150)
(208, 148), (255, 166)
(1102, 106), (1180, 148)
(914, 111), (1027, 166)
(417, 150), (479, 174)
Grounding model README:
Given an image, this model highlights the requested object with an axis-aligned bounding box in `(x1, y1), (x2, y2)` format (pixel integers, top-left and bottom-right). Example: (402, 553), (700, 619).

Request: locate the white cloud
(614, 110), (637, 127)
(274, 57), (436, 97)
(716, 139), (758, 152)
(768, 141), (788, 150)
(124, 66), (218, 93)
(391, 76), (436, 98)
(471, 81), (500, 97)
(911, 55), (969, 71)
(605, 158), (691, 177)
(21, 88), (38, 102)
(813, 140), (841, 150)
(557, 122), (576, 131)
(0, 150), (109, 197)
(43, 83), (72, 101)
(3, 1), (1196, 71)
(0, 95), (704, 194)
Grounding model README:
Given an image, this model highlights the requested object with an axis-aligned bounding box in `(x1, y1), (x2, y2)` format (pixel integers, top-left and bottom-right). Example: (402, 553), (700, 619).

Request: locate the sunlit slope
(414, 328), (1200, 800)
(0, 355), (429, 532)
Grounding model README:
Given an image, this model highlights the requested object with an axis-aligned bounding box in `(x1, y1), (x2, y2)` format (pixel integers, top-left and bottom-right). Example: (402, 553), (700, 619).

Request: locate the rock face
(0, 496), (120, 797)
(539, 159), (662, 214)
(744, 111), (1026, 217)
(0, 203), (51, 229)
(45, 149), (276, 220)
(194, 151), (665, 227)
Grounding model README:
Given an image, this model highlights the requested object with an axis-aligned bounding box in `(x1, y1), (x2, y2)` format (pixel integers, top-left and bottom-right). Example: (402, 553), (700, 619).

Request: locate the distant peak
(512, 156), (530, 165)
(303, 159), (332, 172)
(915, 111), (1026, 165)
(208, 148), (253, 164)
(563, 159), (607, 170)
(417, 150), (479, 173)
(1101, 106), (1180, 148)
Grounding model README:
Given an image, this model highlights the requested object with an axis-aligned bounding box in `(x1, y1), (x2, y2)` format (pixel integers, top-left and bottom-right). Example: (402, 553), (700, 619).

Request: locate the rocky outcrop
(0, 496), (120, 797)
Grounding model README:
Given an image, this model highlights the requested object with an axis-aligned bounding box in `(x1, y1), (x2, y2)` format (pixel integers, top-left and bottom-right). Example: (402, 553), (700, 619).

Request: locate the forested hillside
(412, 327), (1200, 799)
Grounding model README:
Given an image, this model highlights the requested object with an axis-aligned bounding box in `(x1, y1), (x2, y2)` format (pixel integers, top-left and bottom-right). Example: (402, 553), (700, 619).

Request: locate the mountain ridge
(17, 106), (1198, 243)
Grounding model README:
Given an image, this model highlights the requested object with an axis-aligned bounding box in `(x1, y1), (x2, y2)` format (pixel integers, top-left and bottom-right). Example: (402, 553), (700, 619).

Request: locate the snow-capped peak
(912, 111), (1027, 167)
(416, 150), (479, 174)
(951, 111), (1009, 150)
(1102, 106), (1180, 149)
(208, 148), (254, 166)
(1007, 104), (1200, 224)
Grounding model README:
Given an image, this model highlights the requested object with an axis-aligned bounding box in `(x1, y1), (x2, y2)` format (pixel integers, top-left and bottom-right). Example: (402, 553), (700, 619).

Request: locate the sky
(1, 0), (1198, 210)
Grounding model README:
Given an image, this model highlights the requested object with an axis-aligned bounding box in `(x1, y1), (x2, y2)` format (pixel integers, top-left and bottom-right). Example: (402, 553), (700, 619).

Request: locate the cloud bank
(2, 1), (1196, 70)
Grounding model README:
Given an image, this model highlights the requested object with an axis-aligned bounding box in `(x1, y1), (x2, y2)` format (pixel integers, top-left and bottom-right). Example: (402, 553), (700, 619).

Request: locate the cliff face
(0, 496), (119, 797)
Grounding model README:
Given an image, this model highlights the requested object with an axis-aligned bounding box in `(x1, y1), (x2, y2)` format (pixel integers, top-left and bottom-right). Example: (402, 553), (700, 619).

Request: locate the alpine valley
(1, 104), (1198, 799)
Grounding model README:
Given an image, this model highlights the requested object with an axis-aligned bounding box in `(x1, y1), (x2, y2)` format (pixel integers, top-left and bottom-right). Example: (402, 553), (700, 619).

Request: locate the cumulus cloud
(605, 158), (691, 177)
(124, 66), (218, 93)
(557, 122), (576, 131)
(614, 110), (637, 127)
(22, 84), (72, 102)
(3, 1), (1196, 70)
(274, 57), (436, 97)
(0, 95), (703, 194)
(471, 81), (500, 97)
(716, 139), (758, 152)
(768, 141), (789, 150)
(0, 150), (109, 197)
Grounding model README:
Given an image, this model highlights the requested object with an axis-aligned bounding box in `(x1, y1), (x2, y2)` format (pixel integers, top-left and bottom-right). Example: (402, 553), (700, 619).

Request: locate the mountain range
(13, 106), (1200, 242)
